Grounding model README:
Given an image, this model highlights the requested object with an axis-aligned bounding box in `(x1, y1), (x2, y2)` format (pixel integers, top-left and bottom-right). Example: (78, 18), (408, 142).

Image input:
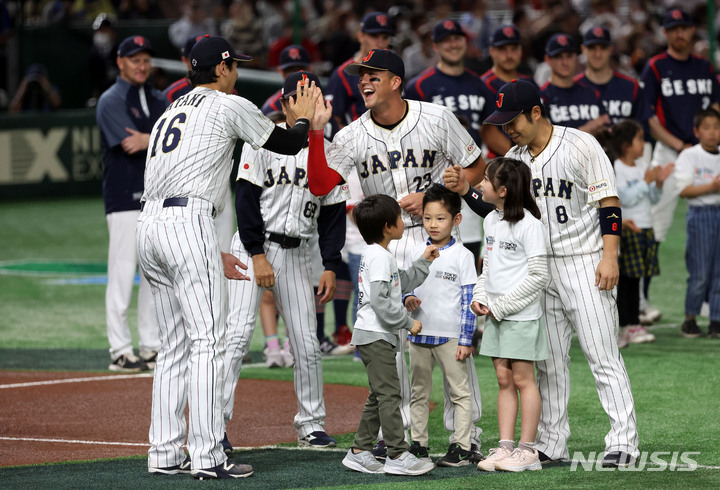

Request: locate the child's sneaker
(477, 446), (512, 471)
(681, 318), (703, 338)
(469, 443), (484, 463)
(342, 449), (385, 474)
(436, 443), (471, 467)
(494, 448), (542, 472)
(709, 321), (720, 339)
(265, 349), (283, 368)
(624, 325), (655, 344)
(408, 441), (430, 462)
(384, 451), (435, 475)
(333, 324), (353, 345)
(371, 440), (387, 460)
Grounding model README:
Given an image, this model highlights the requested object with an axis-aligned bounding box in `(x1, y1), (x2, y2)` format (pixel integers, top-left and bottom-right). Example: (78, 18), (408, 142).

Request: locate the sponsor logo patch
(588, 179), (609, 194)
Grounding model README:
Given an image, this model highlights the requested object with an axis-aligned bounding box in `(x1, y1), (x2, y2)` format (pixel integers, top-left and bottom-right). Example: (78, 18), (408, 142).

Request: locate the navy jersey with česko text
(640, 52), (720, 144)
(575, 72), (651, 126)
(540, 82), (607, 129)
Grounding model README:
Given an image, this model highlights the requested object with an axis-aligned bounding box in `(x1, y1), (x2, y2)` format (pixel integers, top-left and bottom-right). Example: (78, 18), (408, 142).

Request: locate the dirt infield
(0, 371), (368, 467)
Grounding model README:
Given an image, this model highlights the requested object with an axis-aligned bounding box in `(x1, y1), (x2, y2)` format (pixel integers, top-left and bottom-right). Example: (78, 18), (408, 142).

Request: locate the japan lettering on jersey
(540, 82), (607, 129)
(507, 126), (617, 257)
(575, 72), (651, 125)
(404, 67), (494, 145)
(640, 52), (720, 144)
(328, 100), (481, 228)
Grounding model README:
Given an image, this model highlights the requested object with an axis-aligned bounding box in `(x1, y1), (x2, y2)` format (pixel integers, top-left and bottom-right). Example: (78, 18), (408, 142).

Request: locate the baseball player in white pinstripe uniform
(480, 80), (638, 467)
(305, 50), (486, 459)
(222, 71), (349, 450)
(137, 36), (321, 480)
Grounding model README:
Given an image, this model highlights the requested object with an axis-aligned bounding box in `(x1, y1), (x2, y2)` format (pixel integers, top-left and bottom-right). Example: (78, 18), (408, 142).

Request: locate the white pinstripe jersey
(506, 125), (618, 257)
(328, 100), (482, 227)
(236, 126), (350, 239)
(143, 87), (275, 213)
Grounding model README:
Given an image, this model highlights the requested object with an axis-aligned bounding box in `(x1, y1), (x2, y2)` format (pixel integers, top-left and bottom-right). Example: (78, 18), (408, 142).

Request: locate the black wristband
(295, 118), (309, 126)
(599, 206), (622, 236)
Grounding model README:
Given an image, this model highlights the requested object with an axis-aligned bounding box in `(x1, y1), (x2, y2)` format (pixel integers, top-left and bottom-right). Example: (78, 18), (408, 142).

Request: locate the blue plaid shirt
(407, 238), (476, 347)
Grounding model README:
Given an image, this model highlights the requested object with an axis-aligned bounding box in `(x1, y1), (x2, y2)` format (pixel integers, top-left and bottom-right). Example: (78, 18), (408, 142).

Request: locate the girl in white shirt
(471, 157), (549, 472)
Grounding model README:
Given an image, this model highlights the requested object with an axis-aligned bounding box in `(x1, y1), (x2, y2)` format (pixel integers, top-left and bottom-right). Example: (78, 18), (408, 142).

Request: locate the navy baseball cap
(117, 35), (154, 57)
(583, 26), (611, 46)
(484, 79), (542, 126)
(361, 11), (395, 35)
(279, 45), (311, 70)
(182, 35), (203, 57)
(432, 19), (465, 42)
(546, 33), (576, 57)
(344, 49), (405, 81)
(490, 25), (521, 46)
(189, 35), (252, 69)
(663, 8), (693, 29)
(282, 71), (322, 99)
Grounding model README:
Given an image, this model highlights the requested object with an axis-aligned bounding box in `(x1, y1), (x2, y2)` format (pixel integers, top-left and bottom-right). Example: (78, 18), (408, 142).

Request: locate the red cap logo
(503, 26), (516, 38)
(558, 35), (569, 46)
(289, 47), (300, 59)
(377, 15), (387, 26)
(672, 9), (682, 20)
(301, 73), (308, 85)
(134, 36), (145, 46)
(593, 27), (604, 37)
(363, 51), (375, 62)
(496, 93), (504, 108)
(443, 20), (455, 30)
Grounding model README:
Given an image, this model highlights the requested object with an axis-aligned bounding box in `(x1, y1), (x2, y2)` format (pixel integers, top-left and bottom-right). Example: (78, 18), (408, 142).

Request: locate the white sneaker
(639, 306), (662, 325)
(281, 348), (294, 368)
(265, 349), (283, 368)
(342, 449), (385, 474)
(477, 446), (512, 471)
(625, 325), (655, 344)
(494, 448), (542, 472)
(384, 451), (434, 476)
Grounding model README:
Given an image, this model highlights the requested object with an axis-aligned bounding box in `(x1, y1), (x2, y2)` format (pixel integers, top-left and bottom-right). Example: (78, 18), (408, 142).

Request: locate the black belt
(141, 197), (189, 211)
(268, 232), (301, 249)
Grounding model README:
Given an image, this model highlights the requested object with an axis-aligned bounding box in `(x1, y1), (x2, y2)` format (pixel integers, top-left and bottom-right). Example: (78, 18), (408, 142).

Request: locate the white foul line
(0, 436), (149, 447)
(0, 373), (153, 389)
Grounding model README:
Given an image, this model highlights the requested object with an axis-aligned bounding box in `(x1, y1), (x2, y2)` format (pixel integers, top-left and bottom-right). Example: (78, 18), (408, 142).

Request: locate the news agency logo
(569, 451), (700, 472)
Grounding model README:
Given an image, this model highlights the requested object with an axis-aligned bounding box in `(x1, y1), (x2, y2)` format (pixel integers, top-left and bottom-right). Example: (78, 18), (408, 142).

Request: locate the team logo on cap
(134, 36), (145, 46)
(363, 51), (375, 62)
(557, 35), (569, 46)
(443, 20), (455, 30)
(377, 14), (387, 26)
(222, 50), (230, 59)
(496, 93), (504, 108)
(503, 26), (516, 38)
(671, 9), (683, 20)
(289, 47), (300, 59)
(593, 26), (604, 37)
(301, 73), (308, 85)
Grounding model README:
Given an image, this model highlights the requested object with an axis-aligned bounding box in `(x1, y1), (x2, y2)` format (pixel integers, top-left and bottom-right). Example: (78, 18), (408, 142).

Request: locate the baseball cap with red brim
(484, 79), (542, 126)
(189, 35), (252, 69)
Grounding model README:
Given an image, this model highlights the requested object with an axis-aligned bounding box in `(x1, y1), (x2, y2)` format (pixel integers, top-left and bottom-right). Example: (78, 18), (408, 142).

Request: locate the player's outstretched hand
(286, 80), (319, 122)
(404, 295), (421, 312)
(398, 193), (424, 216)
(221, 252), (251, 281)
(456, 344), (472, 361)
(311, 94), (332, 131)
(443, 165), (470, 195)
(470, 301), (489, 316)
(410, 319), (422, 335)
(121, 127), (150, 155)
(252, 254), (276, 288)
(595, 256), (619, 291)
(421, 244), (440, 261)
(317, 270), (337, 305)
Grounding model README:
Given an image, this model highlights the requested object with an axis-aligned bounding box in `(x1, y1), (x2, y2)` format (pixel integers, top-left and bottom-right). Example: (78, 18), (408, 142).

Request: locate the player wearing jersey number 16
(138, 35), (321, 480)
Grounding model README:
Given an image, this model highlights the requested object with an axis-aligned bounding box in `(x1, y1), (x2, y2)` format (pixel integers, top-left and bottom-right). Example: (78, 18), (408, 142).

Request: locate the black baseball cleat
(601, 451), (635, 468)
(192, 460), (253, 479)
(537, 450), (565, 464)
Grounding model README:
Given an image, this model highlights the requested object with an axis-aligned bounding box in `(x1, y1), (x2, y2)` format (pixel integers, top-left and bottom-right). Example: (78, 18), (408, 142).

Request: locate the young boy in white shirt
(341, 194), (439, 476)
(404, 184), (479, 466)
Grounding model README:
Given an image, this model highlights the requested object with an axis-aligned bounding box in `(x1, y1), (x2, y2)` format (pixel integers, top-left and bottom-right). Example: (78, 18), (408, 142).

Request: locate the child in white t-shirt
(404, 184), (479, 467)
(341, 194), (439, 476)
(471, 157), (549, 473)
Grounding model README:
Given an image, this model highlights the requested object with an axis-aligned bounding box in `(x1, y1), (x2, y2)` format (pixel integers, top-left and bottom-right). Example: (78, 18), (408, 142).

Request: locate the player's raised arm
(307, 95), (343, 196)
